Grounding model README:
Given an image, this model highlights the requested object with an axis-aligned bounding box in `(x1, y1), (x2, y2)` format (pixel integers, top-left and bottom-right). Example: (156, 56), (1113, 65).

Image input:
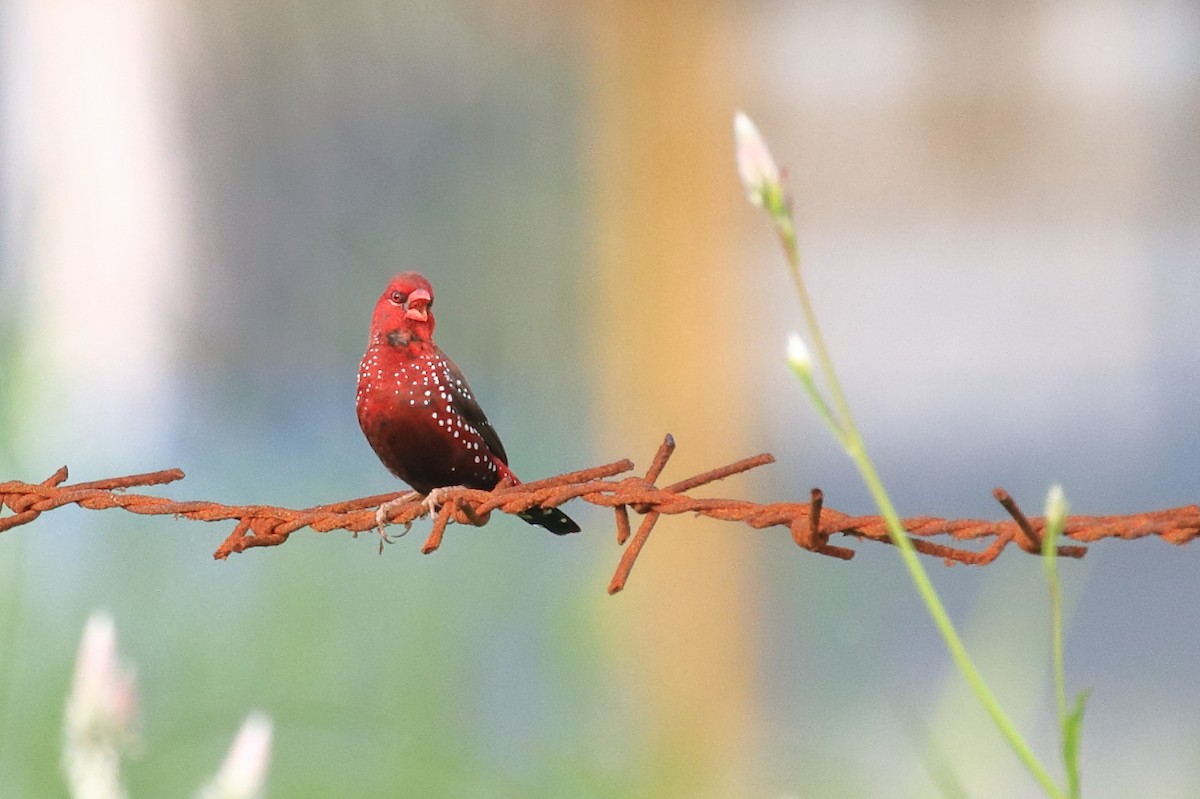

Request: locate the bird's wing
(436, 348), (510, 466)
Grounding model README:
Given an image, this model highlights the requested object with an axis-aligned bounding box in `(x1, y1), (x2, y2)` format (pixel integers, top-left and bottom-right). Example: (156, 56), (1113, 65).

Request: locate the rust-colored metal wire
(2, 435), (1198, 593)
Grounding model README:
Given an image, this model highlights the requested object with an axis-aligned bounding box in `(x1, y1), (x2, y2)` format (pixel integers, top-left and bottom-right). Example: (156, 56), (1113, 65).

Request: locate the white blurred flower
(786, 332), (812, 377)
(733, 110), (781, 208)
(196, 713), (274, 799)
(63, 611), (139, 799)
(1044, 484), (1069, 532)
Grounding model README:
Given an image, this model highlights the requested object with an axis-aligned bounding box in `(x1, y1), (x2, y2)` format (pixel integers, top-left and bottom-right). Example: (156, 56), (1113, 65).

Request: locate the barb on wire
(2, 435), (1198, 592)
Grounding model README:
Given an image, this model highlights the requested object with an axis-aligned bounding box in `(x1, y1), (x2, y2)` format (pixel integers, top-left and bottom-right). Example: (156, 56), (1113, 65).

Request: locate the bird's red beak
(404, 288), (432, 322)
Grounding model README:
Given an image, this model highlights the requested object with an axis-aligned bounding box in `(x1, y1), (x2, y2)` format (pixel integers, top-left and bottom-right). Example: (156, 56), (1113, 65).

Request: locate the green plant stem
(1046, 543), (1068, 731)
(770, 205), (1064, 799)
(1047, 560), (1077, 798)
(773, 212), (856, 435)
(856, 449), (1062, 798)
(1043, 497), (1083, 799)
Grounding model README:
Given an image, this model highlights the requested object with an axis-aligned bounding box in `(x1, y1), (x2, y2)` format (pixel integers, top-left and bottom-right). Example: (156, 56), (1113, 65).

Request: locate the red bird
(356, 272), (579, 535)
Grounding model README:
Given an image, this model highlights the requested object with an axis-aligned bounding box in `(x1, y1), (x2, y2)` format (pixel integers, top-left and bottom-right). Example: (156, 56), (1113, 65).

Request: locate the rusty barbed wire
(2, 435), (1198, 593)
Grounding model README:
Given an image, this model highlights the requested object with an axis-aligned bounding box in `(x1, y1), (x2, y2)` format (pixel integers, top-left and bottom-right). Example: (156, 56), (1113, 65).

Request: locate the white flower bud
(196, 713), (274, 799)
(1044, 484), (1069, 531)
(734, 111), (782, 208)
(786, 332), (812, 376)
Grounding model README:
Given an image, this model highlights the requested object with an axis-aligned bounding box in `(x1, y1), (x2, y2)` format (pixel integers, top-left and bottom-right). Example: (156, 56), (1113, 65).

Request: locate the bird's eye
(389, 290), (407, 305)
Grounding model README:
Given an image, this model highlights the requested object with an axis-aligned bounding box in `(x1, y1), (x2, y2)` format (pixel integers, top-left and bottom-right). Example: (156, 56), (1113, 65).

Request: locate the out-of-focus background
(2, 1), (1199, 796)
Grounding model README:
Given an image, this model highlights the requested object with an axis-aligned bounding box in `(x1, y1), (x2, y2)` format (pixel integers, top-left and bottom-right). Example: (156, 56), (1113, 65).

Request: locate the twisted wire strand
(2, 436), (1197, 593)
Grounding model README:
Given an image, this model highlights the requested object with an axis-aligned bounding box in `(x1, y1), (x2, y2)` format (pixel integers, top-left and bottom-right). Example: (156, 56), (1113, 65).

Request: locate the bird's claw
(373, 518), (411, 555)
(373, 493), (419, 553)
(422, 486), (468, 519)
(369, 487), (469, 554)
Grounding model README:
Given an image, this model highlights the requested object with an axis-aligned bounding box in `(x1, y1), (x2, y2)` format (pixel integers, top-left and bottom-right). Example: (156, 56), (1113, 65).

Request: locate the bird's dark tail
(518, 505), (580, 535)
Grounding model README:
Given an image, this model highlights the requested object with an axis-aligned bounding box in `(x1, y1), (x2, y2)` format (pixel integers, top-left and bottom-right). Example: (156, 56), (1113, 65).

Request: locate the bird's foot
(426, 486), (493, 527)
(421, 485), (469, 519)
(373, 491), (419, 553)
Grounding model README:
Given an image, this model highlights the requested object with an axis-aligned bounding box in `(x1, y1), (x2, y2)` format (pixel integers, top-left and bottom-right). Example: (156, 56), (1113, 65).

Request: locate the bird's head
(371, 271), (436, 347)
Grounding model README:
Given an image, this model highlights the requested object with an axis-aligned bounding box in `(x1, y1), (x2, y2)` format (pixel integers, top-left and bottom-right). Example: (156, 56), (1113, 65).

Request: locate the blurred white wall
(2, 0), (190, 466)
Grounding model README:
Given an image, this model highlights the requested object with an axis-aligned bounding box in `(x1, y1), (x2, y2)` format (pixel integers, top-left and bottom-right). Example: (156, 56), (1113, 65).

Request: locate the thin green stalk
(764, 175), (1063, 799)
(855, 446), (1061, 798)
(1044, 499), (1069, 728)
(773, 211), (856, 436)
(1043, 488), (1086, 799)
(736, 110), (1067, 794)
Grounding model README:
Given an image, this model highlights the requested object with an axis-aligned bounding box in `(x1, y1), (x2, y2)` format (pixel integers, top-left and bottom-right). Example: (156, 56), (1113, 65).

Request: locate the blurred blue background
(2, 1), (1199, 796)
